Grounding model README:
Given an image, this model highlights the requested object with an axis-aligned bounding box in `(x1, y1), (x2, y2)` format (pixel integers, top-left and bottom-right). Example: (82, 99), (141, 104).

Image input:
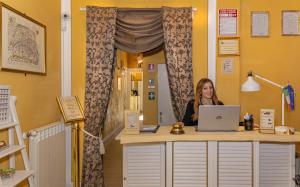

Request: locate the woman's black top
(183, 99), (224, 126)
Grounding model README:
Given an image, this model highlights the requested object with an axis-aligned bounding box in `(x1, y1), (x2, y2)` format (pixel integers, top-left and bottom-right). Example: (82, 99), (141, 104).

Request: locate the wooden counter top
(116, 126), (300, 144)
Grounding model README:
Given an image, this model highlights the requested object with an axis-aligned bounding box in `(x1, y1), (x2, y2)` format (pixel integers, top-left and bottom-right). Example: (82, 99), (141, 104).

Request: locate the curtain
(115, 8), (164, 53)
(162, 7), (194, 121)
(82, 6), (117, 187)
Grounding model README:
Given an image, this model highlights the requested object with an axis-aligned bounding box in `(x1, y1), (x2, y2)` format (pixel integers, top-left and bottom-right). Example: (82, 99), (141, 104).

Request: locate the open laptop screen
(197, 105), (240, 131)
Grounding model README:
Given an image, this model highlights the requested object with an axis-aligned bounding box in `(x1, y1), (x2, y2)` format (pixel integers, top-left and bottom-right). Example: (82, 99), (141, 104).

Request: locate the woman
(183, 78), (223, 126)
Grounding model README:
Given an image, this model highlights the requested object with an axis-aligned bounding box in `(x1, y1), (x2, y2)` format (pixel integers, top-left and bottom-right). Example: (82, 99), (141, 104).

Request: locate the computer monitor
(197, 105), (240, 131)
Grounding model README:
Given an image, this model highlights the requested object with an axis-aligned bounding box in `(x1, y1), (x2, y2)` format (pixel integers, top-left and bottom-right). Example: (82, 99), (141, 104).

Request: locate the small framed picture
(56, 96), (84, 123)
(259, 109), (275, 134)
(148, 64), (155, 72)
(148, 79), (155, 89)
(124, 110), (140, 135)
(148, 92), (155, 100)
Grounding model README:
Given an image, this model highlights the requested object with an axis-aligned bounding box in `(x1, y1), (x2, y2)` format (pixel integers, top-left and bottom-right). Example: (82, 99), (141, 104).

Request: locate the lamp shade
(241, 76), (260, 92)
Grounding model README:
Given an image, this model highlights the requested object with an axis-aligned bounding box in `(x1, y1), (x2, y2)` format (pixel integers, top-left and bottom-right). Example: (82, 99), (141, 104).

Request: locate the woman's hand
(191, 114), (198, 121)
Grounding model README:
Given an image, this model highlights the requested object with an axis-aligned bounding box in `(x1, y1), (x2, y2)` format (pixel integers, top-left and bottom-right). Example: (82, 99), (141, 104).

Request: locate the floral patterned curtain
(162, 7), (194, 121)
(82, 6), (117, 187)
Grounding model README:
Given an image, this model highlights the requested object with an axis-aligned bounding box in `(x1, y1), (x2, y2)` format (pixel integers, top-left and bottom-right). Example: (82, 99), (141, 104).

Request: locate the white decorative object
(0, 85), (10, 125)
(0, 96), (34, 186)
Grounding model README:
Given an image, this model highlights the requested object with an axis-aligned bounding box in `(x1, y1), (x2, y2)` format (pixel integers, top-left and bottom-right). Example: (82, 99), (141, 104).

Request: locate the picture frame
(259, 109), (275, 134)
(218, 37), (240, 56)
(282, 10), (300, 36)
(124, 110), (140, 135)
(56, 96), (85, 123)
(251, 11), (269, 37)
(0, 3), (46, 74)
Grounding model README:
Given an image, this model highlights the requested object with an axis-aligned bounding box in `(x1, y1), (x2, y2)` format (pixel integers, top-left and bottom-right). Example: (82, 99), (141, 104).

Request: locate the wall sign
(219, 9), (238, 36)
(218, 38), (240, 56)
(222, 58), (234, 74)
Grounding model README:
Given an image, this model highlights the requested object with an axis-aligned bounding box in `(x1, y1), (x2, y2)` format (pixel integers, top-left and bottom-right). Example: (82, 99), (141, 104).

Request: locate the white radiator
(28, 121), (66, 187)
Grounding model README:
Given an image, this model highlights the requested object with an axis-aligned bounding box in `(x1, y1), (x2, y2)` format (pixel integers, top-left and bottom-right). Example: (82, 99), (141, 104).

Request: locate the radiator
(28, 121), (66, 187)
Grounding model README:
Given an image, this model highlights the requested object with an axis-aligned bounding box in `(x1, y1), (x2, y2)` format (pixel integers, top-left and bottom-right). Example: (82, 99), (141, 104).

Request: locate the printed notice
(219, 9), (238, 36)
(218, 38), (239, 55)
(57, 96), (84, 122)
(282, 11), (300, 35)
(222, 59), (234, 73)
(252, 12), (269, 37)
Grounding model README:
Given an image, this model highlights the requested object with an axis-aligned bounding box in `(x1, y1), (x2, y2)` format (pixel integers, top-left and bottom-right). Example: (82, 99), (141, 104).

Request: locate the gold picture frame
(251, 11), (269, 37)
(282, 10), (300, 36)
(0, 3), (47, 74)
(218, 37), (240, 56)
(56, 96), (84, 123)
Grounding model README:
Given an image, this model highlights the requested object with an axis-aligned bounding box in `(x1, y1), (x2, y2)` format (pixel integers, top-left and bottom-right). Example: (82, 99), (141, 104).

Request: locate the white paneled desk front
(116, 126), (300, 187)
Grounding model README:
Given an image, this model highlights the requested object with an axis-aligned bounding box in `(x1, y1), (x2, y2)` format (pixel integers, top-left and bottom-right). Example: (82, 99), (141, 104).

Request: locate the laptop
(197, 105), (240, 132)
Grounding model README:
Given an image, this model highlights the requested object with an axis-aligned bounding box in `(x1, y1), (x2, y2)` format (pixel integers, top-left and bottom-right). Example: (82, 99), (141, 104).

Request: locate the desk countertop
(116, 126), (300, 144)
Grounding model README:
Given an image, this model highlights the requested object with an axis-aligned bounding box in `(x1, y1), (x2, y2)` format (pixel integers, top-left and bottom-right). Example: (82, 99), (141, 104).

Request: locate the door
(157, 64), (176, 125)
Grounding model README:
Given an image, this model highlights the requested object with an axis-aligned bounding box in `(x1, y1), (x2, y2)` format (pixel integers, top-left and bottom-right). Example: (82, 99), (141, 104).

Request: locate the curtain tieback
(80, 127), (105, 155)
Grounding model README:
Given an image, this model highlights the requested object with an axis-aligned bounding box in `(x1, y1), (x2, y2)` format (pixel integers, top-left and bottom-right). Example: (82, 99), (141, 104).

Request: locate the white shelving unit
(0, 96), (34, 187)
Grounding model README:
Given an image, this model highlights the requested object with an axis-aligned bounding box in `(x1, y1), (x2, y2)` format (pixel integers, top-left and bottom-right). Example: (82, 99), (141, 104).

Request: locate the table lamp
(241, 71), (289, 132)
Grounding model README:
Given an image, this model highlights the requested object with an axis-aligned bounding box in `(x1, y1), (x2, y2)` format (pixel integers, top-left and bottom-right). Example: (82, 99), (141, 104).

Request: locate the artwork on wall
(251, 11), (269, 37)
(282, 10), (300, 36)
(1, 3), (46, 74)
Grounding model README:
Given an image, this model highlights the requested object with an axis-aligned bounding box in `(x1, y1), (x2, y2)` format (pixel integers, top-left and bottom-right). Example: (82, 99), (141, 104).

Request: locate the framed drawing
(0, 3), (46, 74)
(56, 96), (84, 123)
(251, 11), (269, 37)
(218, 37), (240, 56)
(282, 10), (300, 36)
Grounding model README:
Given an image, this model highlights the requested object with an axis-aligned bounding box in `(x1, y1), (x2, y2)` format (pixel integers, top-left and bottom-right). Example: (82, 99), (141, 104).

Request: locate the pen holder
(244, 118), (253, 131)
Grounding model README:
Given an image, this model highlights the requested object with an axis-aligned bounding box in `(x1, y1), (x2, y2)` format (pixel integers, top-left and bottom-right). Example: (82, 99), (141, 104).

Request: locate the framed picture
(124, 110), (140, 135)
(218, 37), (240, 56)
(282, 10), (300, 36)
(1, 3), (46, 74)
(56, 96), (84, 123)
(259, 109), (275, 134)
(251, 11), (269, 37)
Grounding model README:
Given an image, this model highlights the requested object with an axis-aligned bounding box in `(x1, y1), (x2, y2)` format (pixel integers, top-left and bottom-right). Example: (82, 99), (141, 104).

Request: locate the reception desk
(116, 126), (300, 187)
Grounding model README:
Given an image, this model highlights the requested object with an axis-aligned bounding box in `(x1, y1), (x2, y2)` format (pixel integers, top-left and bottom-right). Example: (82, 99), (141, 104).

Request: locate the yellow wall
(215, 0), (300, 135)
(72, 0), (208, 107)
(0, 0), (61, 186)
(216, 1), (241, 105)
(239, 0), (300, 131)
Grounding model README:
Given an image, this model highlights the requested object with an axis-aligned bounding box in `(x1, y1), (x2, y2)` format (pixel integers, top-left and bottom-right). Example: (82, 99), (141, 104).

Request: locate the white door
(157, 64), (176, 125)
